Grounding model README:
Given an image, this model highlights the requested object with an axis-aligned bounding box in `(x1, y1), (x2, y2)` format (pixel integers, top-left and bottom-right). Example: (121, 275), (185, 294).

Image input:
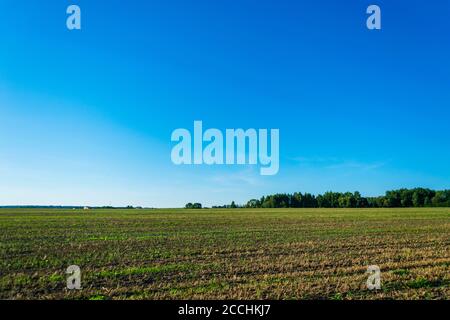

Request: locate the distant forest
(202, 188), (450, 209)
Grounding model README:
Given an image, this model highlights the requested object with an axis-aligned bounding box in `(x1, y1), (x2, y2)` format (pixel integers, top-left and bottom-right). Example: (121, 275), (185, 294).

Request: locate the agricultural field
(0, 208), (449, 300)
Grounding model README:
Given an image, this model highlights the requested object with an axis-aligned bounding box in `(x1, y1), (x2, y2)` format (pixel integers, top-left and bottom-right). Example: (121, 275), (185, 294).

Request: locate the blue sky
(0, 0), (449, 207)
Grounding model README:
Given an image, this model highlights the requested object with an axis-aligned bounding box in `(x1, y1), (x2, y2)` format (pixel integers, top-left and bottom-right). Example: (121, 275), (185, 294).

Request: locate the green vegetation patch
(96, 263), (193, 279)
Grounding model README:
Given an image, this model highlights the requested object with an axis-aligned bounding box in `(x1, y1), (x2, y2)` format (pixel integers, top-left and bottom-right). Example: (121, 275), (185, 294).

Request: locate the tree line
(185, 203), (203, 209)
(191, 188), (450, 209)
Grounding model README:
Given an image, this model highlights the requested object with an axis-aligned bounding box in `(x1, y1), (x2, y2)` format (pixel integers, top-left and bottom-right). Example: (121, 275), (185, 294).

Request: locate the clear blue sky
(0, 0), (449, 207)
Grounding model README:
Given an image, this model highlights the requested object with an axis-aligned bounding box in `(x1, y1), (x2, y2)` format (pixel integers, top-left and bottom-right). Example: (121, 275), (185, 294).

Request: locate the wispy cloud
(290, 156), (388, 171)
(324, 161), (387, 171)
(207, 167), (262, 188)
(290, 156), (339, 163)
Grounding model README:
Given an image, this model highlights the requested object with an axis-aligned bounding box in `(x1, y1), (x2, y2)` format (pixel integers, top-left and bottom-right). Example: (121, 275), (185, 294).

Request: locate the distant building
(83, 206), (90, 210)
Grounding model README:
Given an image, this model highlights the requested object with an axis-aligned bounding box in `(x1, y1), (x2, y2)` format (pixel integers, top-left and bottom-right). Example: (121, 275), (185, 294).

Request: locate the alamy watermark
(366, 265), (381, 290)
(366, 5), (381, 30)
(66, 5), (81, 30)
(171, 121), (279, 175)
(59, 263), (381, 294)
(65, 4), (381, 31)
(66, 265), (82, 290)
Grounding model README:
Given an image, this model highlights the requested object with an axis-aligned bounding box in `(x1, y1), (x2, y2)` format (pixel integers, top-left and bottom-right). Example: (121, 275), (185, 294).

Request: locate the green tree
(193, 203), (202, 209)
